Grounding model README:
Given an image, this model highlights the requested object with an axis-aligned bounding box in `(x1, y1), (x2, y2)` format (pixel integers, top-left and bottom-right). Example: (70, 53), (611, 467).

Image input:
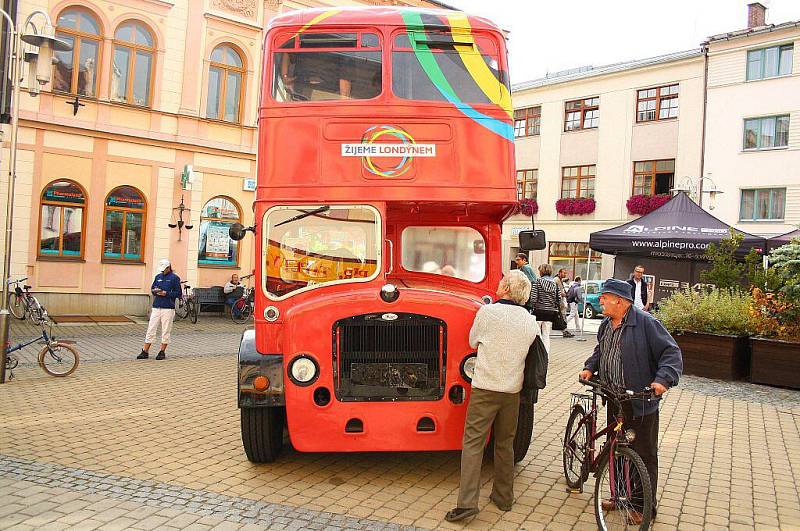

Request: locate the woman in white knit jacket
(445, 270), (539, 522)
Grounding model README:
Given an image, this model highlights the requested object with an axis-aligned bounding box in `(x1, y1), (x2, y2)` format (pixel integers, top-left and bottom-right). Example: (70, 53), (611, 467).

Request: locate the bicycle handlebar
(7, 277), (28, 284)
(580, 378), (655, 401)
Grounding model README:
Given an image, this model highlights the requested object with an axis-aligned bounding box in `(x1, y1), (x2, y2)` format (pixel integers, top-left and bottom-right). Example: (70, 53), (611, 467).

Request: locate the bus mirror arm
(385, 239), (394, 277)
(229, 222), (256, 241)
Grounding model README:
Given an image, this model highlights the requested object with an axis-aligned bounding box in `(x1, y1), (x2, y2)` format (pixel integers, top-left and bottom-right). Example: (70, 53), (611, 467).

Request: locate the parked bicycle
(7, 277), (47, 323)
(174, 281), (198, 324)
(562, 377), (656, 530)
(231, 273), (254, 324)
(4, 314), (79, 379)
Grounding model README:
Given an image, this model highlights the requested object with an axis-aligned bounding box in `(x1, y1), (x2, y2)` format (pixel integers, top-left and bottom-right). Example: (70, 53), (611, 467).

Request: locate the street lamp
(670, 175), (724, 210)
(0, 10), (71, 384)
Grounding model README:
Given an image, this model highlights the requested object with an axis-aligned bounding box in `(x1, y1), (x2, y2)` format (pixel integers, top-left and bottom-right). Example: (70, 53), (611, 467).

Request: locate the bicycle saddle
(23, 285), (31, 290)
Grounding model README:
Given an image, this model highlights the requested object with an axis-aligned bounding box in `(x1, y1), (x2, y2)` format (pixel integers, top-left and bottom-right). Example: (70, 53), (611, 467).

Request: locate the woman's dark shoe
(444, 507), (479, 522)
(136, 351), (149, 359)
(155, 351), (166, 360)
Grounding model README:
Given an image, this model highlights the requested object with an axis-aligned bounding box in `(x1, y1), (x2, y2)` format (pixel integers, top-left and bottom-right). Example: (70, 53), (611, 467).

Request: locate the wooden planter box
(674, 331), (751, 380)
(750, 338), (800, 389)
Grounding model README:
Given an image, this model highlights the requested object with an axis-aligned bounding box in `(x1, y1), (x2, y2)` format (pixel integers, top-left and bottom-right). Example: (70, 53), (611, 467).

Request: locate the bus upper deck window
(273, 31), (382, 103)
(391, 32), (507, 104)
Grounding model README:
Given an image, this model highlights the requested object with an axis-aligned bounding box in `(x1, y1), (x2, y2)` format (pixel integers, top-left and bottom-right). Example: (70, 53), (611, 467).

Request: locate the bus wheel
(241, 407), (284, 463)
(484, 401), (535, 464)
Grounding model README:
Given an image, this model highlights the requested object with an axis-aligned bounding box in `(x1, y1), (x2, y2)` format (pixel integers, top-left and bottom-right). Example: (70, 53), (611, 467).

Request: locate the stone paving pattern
(1, 320), (799, 530)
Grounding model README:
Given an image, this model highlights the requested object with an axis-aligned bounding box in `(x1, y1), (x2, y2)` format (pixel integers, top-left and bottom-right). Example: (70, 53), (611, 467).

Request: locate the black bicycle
(231, 274), (254, 324)
(4, 316), (79, 378)
(174, 281), (198, 324)
(7, 277), (47, 323)
(562, 378), (656, 530)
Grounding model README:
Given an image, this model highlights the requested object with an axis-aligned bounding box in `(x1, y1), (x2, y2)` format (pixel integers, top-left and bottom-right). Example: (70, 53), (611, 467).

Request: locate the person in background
(137, 259), (181, 360)
(224, 274), (244, 317)
(627, 265), (650, 312)
(445, 270), (539, 522)
(514, 253), (537, 284)
(579, 279), (682, 524)
(554, 268), (575, 338)
(565, 276), (583, 332)
(528, 264), (562, 353)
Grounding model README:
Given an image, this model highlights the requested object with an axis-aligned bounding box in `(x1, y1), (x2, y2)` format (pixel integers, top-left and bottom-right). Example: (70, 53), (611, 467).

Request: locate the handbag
(532, 308), (567, 330)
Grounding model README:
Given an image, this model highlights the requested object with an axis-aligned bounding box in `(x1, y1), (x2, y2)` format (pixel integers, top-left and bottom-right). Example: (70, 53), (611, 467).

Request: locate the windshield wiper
(275, 205), (331, 227)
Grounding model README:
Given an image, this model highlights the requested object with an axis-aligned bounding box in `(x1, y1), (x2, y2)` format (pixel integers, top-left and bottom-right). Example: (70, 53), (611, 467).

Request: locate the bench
(192, 286), (227, 314)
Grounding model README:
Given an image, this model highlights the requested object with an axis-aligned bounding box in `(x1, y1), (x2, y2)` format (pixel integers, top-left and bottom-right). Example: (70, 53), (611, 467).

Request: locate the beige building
(507, 50), (706, 279)
(0, 0), (446, 315)
(704, 3), (800, 236)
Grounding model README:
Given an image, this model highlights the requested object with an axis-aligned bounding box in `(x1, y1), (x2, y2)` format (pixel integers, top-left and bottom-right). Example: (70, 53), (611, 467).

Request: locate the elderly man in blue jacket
(579, 278), (682, 524)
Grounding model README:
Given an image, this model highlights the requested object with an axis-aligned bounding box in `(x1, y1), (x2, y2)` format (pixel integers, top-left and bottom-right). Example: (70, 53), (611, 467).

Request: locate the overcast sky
(445, 0), (800, 84)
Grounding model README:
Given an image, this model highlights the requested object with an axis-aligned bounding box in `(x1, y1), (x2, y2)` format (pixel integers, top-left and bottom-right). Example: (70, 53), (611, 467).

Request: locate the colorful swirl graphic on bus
(360, 125), (415, 178)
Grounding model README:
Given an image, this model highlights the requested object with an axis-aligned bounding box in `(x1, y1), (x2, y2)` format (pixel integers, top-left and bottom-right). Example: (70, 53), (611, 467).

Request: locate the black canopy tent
(590, 193), (766, 260)
(588, 193), (767, 303)
(766, 228), (800, 251)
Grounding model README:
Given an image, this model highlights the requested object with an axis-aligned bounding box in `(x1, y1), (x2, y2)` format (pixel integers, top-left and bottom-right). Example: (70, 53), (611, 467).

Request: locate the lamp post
(670, 175), (724, 210)
(0, 10), (71, 384)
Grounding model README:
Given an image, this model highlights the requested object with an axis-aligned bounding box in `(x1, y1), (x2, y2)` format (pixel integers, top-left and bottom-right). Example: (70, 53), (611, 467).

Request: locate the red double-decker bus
(233, 6), (532, 463)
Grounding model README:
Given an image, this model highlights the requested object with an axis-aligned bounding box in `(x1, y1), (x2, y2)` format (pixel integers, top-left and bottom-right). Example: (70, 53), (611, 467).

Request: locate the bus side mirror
(519, 230), (546, 251)
(229, 222), (256, 241)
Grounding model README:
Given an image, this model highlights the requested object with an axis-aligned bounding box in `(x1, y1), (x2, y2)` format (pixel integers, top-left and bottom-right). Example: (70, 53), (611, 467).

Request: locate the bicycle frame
(5, 328), (48, 355)
(568, 390), (627, 485)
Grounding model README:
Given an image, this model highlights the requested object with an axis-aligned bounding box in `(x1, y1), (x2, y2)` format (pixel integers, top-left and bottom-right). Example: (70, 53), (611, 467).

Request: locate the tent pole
(577, 247), (592, 342)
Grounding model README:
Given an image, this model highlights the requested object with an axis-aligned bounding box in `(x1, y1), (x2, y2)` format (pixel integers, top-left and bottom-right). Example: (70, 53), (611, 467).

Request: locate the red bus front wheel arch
(241, 407), (285, 463)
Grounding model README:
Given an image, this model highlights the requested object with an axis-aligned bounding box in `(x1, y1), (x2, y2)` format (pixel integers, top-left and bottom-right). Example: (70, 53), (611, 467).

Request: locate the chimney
(748, 2), (767, 28)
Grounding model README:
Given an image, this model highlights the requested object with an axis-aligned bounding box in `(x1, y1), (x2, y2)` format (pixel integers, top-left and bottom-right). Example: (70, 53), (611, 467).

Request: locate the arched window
(39, 180), (86, 258)
(54, 8), (101, 97)
(206, 45), (245, 123)
(199, 196), (241, 267)
(103, 186), (146, 261)
(111, 21), (155, 106)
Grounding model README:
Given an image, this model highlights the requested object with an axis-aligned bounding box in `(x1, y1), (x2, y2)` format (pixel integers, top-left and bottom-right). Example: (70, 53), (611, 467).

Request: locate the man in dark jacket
(579, 278), (682, 524)
(627, 264), (650, 311)
(137, 258), (182, 360)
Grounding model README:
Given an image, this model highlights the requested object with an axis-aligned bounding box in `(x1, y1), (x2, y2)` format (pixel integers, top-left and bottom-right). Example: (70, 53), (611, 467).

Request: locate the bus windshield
(392, 31), (507, 104)
(264, 205), (381, 299)
(273, 32), (382, 102)
(401, 226), (486, 282)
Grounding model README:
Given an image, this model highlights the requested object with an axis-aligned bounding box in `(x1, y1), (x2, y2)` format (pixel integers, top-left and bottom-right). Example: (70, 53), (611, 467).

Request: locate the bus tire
(485, 401), (535, 464)
(241, 406), (284, 463)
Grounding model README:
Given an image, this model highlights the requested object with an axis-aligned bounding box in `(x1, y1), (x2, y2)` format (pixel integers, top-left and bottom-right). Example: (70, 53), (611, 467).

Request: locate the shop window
(548, 241), (601, 280)
(206, 44), (245, 123)
(561, 165), (596, 199)
(103, 186), (146, 261)
(53, 8), (101, 97)
(39, 180), (86, 259)
(111, 21), (155, 106)
(199, 196), (241, 267)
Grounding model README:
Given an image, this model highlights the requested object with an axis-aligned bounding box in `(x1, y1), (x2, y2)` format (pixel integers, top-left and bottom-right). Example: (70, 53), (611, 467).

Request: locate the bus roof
(267, 7), (505, 35)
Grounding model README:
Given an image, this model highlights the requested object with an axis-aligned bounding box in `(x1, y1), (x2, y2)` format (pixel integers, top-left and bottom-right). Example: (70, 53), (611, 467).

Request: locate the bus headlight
(460, 353), (477, 383)
(288, 355), (319, 386)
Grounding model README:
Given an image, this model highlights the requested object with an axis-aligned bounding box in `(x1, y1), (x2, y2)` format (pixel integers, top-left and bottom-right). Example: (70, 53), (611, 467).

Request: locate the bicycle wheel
(38, 342), (79, 377)
(8, 293), (26, 320)
(563, 405), (591, 490)
(174, 297), (189, 319)
(188, 298), (198, 324)
(27, 302), (44, 324)
(594, 445), (653, 531)
(231, 299), (249, 323)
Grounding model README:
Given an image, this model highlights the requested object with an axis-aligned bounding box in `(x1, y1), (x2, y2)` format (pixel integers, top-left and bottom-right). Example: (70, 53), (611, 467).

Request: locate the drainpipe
(698, 43), (709, 208)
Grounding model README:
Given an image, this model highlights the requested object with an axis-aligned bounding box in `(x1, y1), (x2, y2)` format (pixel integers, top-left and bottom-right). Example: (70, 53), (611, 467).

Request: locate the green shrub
(769, 240), (800, 302)
(700, 229), (746, 291)
(655, 288), (754, 336)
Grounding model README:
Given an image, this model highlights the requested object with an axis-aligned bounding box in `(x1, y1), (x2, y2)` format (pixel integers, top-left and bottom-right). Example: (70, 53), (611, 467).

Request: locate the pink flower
(627, 194), (670, 215)
(556, 197), (596, 215)
(519, 199), (539, 216)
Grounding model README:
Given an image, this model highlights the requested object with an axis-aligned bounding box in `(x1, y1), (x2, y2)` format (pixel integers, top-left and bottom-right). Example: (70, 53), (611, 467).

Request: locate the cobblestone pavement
(5, 316), (248, 369)
(1, 329), (799, 530)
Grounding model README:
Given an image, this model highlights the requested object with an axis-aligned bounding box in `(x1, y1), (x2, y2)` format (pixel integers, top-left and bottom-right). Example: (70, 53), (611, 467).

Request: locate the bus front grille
(333, 313), (446, 401)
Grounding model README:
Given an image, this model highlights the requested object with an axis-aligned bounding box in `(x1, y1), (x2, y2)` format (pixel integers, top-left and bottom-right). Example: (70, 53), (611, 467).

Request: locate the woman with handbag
(527, 264), (565, 353)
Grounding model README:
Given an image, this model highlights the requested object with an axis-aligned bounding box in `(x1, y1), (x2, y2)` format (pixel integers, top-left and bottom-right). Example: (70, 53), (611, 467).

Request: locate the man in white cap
(138, 258), (181, 360)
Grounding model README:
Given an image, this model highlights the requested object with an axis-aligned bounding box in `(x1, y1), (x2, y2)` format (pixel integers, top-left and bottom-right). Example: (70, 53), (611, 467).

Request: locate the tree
(700, 229), (746, 291)
(769, 239), (800, 302)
